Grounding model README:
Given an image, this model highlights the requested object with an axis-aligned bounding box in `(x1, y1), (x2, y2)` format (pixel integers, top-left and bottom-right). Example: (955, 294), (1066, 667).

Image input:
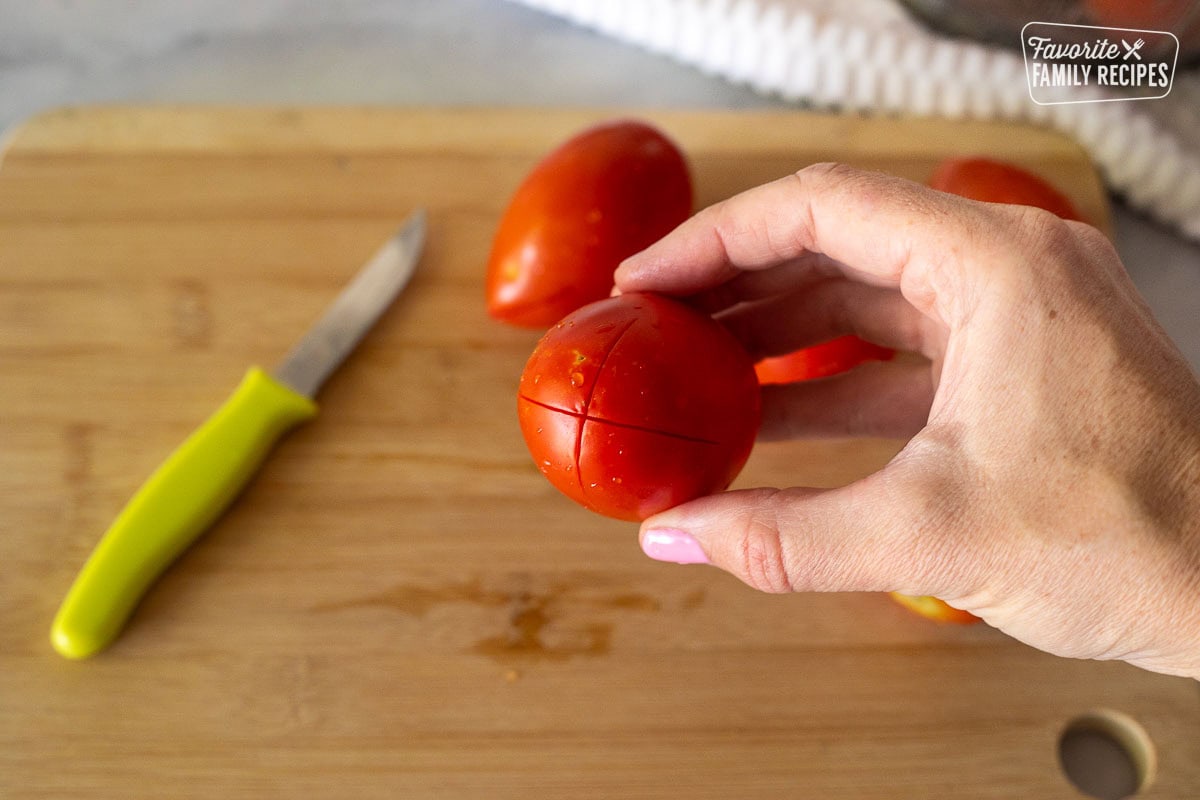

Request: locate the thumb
(638, 481), (937, 595)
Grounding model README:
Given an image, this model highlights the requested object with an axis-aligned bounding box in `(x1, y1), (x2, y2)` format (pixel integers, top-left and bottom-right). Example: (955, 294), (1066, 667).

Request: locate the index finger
(614, 162), (1008, 326)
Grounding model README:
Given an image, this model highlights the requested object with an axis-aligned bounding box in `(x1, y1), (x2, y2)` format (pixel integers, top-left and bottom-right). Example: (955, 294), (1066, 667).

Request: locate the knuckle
(989, 209), (1120, 305)
(1011, 205), (1075, 253)
(732, 489), (796, 594)
(797, 161), (855, 183)
(1065, 219), (1119, 262)
(794, 162), (879, 214)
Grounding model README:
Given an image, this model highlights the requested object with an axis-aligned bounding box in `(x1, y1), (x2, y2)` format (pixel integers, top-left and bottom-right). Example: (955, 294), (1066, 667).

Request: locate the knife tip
(406, 207), (427, 233)
(393, 208), (427, 251)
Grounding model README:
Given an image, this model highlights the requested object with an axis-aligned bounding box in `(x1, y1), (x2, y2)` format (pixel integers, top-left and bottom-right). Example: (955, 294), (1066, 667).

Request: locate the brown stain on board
(471, 588), (613, 663)
(313, 574), (683, 663)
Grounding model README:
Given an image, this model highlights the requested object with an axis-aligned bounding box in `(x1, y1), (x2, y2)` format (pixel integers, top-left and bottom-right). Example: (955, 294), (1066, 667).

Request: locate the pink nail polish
(641, 528), (709, 565)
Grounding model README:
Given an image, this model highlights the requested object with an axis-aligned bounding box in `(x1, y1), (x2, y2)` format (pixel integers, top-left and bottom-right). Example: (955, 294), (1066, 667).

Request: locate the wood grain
(1, 106), (1194, 799)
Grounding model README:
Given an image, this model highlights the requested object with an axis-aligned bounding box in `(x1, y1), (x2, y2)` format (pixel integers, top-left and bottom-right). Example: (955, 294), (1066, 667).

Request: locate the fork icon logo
(1122, 38), (1145, 61)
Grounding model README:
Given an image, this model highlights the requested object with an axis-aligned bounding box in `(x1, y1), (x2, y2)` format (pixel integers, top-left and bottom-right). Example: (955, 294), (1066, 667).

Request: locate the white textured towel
(512, 0), (1200, 241)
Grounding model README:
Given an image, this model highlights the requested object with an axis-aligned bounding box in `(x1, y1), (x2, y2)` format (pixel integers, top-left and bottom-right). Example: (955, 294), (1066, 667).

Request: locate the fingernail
(641, 528), (709, 565)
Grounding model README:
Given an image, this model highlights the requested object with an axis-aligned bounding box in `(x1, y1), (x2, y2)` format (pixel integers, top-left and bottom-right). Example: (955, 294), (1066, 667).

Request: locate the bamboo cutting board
(1, 107), (1195, 799)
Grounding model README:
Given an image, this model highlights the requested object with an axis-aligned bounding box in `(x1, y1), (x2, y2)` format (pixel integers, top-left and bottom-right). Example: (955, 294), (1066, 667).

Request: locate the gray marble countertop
(3, 0), (1197, 366)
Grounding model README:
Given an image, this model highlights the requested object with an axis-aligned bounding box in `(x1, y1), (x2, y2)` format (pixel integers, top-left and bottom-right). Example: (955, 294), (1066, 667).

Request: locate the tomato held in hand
(486, 120), (693, 328)
(518, 293), (761, 522)
(755, 335), (895, 385)
(889, 593), (981, 625)
(928, 157), (1085, 222)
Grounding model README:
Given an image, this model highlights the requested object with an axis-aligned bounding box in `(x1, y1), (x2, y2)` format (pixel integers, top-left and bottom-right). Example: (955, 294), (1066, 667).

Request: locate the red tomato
(889, 593), (981, 625)
(929, 157), (1085, 222)
(1086, 0), (1198, 33)
(486, 120), (693, 328)
(518, 293), (761, 521)
(754, 335), (895, 385)
(1086, 0), (1200, 51)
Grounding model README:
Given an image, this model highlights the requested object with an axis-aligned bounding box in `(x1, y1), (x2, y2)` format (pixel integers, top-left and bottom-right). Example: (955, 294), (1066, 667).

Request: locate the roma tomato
(754, 335), (895, 385)
(928, 157), (1085, 222)
(518, 293), (761, 522)
(889, 593), (981, 625)
(486, 120), (693, 328)
(1085, 0), (1191, 28)
(1085, 0), (1200, 51)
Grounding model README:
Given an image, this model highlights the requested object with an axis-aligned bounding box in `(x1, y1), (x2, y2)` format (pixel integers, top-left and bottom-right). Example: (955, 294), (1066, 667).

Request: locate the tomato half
(518, 293), (761, 522)
(889, 593), (981, 625)
(486, 120), (693, 328)
(928, 157), (1085, 222)
(755, 335), (895, 385)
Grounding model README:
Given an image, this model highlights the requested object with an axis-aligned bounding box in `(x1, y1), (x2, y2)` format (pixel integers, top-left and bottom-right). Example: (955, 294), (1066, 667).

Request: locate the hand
(614, 163), (1200, 680)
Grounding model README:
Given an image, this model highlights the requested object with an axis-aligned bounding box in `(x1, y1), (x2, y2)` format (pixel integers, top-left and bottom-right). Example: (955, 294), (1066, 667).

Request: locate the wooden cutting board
(1, 107), (1195, 799)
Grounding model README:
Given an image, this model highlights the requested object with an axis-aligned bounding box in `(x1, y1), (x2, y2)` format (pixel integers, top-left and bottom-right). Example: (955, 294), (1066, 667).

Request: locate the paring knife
(51, 209), (427, 660)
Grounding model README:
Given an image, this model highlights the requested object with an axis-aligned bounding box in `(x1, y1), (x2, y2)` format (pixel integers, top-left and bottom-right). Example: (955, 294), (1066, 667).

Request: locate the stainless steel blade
(274, 209), (426, 398)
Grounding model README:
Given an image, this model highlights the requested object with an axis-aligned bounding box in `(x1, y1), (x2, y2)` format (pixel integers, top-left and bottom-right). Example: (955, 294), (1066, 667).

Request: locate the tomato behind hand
(486, 120), (693, 328)
(889, 593), (981, 625)
(518, 293), (761, 522)
(894, 157), (1079, 629)
(755, 335), (895, 385)
(928, 157), (1085, 222)
(1085, 0), (1200, 51)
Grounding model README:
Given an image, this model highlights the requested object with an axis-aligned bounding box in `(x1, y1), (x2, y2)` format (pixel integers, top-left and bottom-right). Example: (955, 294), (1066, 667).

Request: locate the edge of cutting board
(1, 104), (1108, 153)
(0, 104), (1113, 235)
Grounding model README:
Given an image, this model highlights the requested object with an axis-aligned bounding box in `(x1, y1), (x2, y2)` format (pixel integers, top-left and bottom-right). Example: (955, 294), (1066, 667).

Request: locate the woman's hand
(615, 163), (1200, 680)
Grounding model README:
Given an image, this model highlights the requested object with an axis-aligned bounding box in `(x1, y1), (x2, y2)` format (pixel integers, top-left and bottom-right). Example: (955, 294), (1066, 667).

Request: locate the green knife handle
(51, 367), (318, 659)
